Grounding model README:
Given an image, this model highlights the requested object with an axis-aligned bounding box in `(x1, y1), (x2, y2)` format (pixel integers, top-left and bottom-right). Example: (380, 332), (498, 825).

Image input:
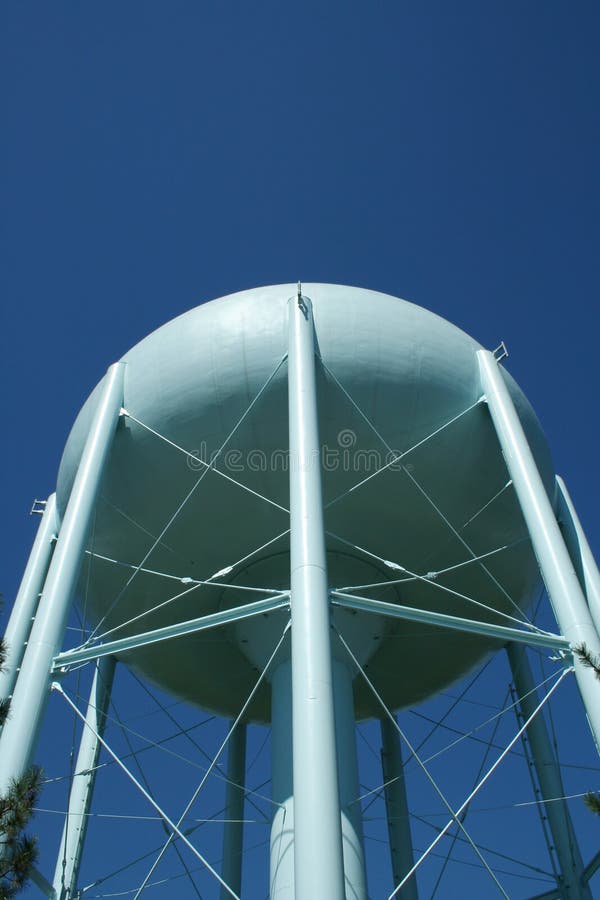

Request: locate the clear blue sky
(2, 3), (600, 898)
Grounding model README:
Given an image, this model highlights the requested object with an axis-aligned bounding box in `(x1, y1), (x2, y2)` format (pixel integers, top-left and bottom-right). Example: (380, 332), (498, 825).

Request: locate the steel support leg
(478, 350), (600, 754)
(220, 721), (247, 900)
(0, 362), (125, 794)
(288, 291), (346, 899)
(507, 643), (590, 899)
(380, 717), (418, 900)
(555, 476), (600, 637)
(270, 658), (367, 900)
(0, 494), (57, 706)
(53, 655), (116, 900)
(334, 659), (367, 900)
(270, 660), (294, 900)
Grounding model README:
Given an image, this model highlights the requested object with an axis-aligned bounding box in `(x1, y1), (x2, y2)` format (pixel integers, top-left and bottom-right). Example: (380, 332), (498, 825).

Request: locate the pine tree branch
(0, 700), (10, 730)
(584, 791), (600, 815)
(573, 643), (600, 680)
(0, 623), (41, 895)
(0, 755), (42, 898)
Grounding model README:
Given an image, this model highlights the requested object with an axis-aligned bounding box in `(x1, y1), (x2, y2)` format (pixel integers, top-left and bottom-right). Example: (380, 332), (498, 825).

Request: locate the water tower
(1, 284), (599, 899)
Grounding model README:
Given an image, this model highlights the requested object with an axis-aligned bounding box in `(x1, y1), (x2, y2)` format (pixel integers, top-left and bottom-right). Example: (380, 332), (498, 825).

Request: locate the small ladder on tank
(30, 499), (47, 516)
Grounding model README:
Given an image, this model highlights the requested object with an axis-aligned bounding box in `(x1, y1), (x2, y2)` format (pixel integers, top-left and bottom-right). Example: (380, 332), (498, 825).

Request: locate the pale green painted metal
(330, 592), (570, 653)
(270, 659), (294, 899)
(380, 717), (418, 900)
(333, 659), (368, 900)
(6, 286), (597, 898)
(529, 855), (600, 900)
(269, 657), (368, 900)
(555, 475), (600, 636)
(56, 285), (554, 719)
(30, 867), (57, 899)
(478, 349), (600, 755)
(287, 292), (346, 900)
(52, 594), (290, 672)
(0, 494), (57, 705)
(220, 722), (247, 900)
(52, 682), (240, 899)
(53, 656), (116, 900)
(0, 362), (125, 795)
(584, 851), (600, 884)
(507, 643), (590, 900)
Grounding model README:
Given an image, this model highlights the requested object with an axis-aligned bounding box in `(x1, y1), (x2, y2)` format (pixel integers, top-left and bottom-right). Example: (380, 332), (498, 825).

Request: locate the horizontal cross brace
(52, 593), (291, 672)
(330, 591), (571, 653)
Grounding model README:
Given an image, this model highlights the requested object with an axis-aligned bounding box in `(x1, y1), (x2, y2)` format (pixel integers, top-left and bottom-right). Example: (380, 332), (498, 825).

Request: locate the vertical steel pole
(219, 721), (247, 900)
(270, 658), (367, 900)
(288, 291), (346, 899)
(0, 362), (125, 794)
(507, 643), (590, 899)
(0, 494), (57, 706)
(270, 660), (295, 900)
(380, 717), (418, 900)
(333, 659), (367, 900)
(555, 476), (600, 637)
(53, 655), (116, 900)
(478, 350), (600, 754)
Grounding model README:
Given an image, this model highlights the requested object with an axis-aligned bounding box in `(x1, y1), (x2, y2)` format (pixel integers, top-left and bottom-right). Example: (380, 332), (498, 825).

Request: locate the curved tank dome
(56, 284), (554, 721)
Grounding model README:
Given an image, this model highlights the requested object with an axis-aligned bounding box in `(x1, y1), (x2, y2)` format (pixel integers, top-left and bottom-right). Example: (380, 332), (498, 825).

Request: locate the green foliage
(0, 638), (9, 735)
(0, 698), (10, 731)
(0, 768), (41, 899)
(583, 791), (600, 816)
(574, 644), (600, 819)
(573, 642), (600, 680)
(0, 637), (41, 898)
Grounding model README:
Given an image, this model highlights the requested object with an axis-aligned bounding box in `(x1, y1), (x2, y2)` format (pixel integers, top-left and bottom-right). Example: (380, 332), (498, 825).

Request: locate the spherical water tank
(56, 284), (553, 720)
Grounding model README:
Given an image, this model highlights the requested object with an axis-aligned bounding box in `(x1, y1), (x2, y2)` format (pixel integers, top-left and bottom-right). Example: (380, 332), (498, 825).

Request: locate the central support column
(288, 290), (346, 900)
(270, 658), (367, 900)
(220, 722), (247, 900)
